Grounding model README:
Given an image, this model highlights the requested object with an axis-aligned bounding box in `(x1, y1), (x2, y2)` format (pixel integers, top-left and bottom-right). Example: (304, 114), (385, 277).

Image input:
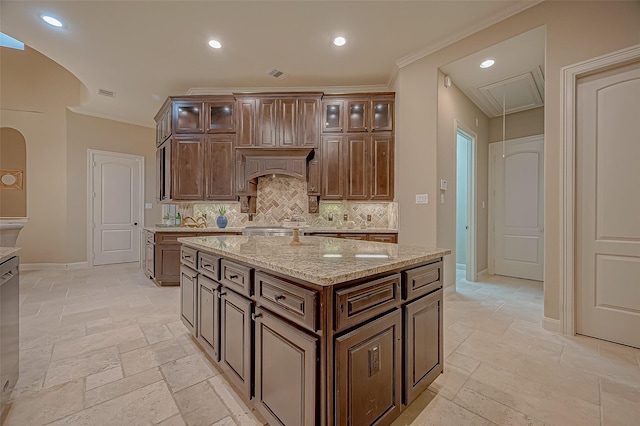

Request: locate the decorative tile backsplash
(169, 175), (397, 229)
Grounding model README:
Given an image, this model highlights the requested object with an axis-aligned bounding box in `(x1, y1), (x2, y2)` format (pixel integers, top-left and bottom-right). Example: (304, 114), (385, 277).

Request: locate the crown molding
(67, 106), (155, 129)
(187, 84), (391, 96)
(395, 0), (543, 69)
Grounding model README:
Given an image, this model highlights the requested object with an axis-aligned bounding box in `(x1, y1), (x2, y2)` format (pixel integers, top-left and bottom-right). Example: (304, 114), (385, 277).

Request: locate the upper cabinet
(322, 94), (394, 133)
(155, 99), (172, 146)
(173, 101), (205, 134)
(235, 93), (321, 148)
(207, 98), (235, 133)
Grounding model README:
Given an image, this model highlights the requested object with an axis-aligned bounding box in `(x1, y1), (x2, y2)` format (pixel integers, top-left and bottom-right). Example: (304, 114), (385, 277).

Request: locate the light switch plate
(415, 194), (429, 204)
(440, 179), (448, 190)
(145, 203), (152, 209)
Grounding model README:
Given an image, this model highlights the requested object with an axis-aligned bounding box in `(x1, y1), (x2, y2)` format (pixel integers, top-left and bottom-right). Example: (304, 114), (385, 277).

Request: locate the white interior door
(90, 151), (142, 265)
(575, 60), (640, 348)
(490, 135), (544, 281)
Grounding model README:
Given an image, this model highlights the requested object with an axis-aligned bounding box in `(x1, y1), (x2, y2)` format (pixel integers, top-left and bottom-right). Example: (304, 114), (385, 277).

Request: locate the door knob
(134, 222), (138, 226)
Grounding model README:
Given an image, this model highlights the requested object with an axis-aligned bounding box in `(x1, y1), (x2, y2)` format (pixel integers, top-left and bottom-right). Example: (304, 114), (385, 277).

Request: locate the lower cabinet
(197, 275), (221, 362)
(335, 309), (402, 426)
(254, 307), (318, 426)
(220, 289), (253, 399)
(404, 289), (443, 405)
(180, 265), (198, 335)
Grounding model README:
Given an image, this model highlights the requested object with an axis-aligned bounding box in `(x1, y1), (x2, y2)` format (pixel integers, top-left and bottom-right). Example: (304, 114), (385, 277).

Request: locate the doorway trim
(560, 44), (640, 335)
(455, 120), (477, 281)
(87, 149), (145, 267)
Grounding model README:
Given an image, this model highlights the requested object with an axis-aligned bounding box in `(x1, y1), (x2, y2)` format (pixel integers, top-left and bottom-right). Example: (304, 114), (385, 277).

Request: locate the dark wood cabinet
(321, 135), (344, 200)
(306, 232), (398, 243)
(236, 97), (256, 147)
(156, 139), (172, 202)
(173, 101), (205, 134)
(254, 307), (318, 426)
(298, 97), (321, 148)
(204, 136), (235, 200)
(370, 135), (394, 200)
(207, 99), (235, 133)
(197, 275), (221, 362)
(335, 309), (402, 426)
(220, 289), (253, 399)
(404, 289), (443, 405)
(172, 136), (204, 200)
(368, 233), (397, 243)
(180, 265), (198, 336)
(345, 135), (369, 200)
(347, 99), (369, 132)
(371, 98), (394, 132)
(323, 94), (394, 134)
(307, 157), (320, 195)
(321, 99), (345, 133)
(155, 100), (172, 146)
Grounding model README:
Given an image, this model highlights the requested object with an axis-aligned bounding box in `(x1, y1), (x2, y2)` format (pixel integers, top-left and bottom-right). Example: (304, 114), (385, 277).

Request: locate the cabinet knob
(251, 312), (262, 321)
(275, 294), (285, 302)
(217, 291), (227, 299)
(365, 126), (368, 131)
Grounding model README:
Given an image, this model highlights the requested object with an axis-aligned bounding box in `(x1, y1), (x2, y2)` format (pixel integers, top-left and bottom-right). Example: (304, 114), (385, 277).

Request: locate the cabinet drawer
(180, 246), (197, 269)
(403, 261), (442, 300)
(335, 273), (400, 332)
(255, 272), (318, 331)
(158, 232), (192, 244)
(220, 259), (253, 297)
(198, 252), (220, 281)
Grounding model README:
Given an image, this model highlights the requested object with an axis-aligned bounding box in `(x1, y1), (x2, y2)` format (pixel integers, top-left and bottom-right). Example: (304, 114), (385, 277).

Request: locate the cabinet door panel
(236, 98), (256, 147)
(299, 98), (320, 147)
(371, 136), (394, 200)
(322, 100), (345, 133)
(180, 265), (198, 336)
(174, 102), (204, 133)
(321, 136), (344, 200)
(335, 309), (401, 426)
(198, 275), (220, 361)
(204, 136), (235, 200)
(257, 98), (278, 147)
(372, 99), (394, 132)
(255, 308), (317, 426)
(145, 241), (155, 278)
(404, 289), (443, 405)
(156, 139), (172, 201)
(279, 98), (297, 147)
(220, 290), (252, 398)
(347, 100), (368, 132)
(346, 136), (369, 200)
(156, 244), (181, 284)
(207, 101), (235, 133)
(172, 137), (203, 200)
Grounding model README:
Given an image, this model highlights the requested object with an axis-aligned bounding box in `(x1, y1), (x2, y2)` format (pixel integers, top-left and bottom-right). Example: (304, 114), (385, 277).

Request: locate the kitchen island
(178, 235), (449, 426)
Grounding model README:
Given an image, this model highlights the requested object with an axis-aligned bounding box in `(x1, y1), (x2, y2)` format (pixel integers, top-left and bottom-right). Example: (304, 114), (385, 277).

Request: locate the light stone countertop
(144, 226), (397, 234)
(144, 226), (244, 233)
(178, 235), (449, 287)
(0, 247), (20, 264)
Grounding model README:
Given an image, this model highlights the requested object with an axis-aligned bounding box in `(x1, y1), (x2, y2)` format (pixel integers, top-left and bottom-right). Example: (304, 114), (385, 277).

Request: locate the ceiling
(440, 26), (545, 118)
(1, 1), (541, 128)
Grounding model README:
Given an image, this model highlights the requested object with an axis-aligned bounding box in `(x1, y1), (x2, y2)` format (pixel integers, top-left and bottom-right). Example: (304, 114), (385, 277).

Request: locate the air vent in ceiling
(97, 88), (116, 98)
(267, 68), (288, 80)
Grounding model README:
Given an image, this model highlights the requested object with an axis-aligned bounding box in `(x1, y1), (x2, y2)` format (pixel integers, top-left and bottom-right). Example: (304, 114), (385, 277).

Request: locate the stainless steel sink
(242, 226), (293, 236)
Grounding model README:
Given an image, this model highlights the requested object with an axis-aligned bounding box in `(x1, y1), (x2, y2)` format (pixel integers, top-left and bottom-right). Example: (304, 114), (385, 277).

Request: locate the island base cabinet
(197, 275), (220, 362)
(254, 308), (318, 426)
(404, 289), (443, 405)
(220, 290), (253, 400)
(180, 265), (198, 336)
(335, 309), (402, 426)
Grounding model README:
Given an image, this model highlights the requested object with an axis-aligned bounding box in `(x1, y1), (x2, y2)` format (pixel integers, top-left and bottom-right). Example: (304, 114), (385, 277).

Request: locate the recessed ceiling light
(333, 36), (346, 47)
(480, 59), (495, 69)
(42, 15), (63, 27)
(208, 39), (222, 49)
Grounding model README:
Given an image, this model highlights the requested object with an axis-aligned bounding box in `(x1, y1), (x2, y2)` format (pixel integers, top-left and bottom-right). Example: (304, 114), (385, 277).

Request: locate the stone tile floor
(4, 264), (640, 425)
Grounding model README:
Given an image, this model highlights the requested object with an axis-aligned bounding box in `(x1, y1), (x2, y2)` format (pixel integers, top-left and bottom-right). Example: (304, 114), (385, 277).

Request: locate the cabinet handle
(274, 294), (285, 302)
(203, 263), (212, 269)
(371, 127), (375, 132)
(251, 312), (262, 321)
(340, 127), (343, 132)
(217, 291), (227, 299)
(229, 274), (238, 279)
(365, 126), (368, 131)
(183, 255), (192, 260)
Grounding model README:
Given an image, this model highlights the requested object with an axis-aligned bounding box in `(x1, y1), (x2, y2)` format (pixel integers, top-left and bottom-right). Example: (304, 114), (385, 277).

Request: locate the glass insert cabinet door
(347, 100), (368, 132)
(322, 100), (345, 133)
(173, 102), (204, 133)
(372, 100), (394, 132)
(207, 101), (235, 133)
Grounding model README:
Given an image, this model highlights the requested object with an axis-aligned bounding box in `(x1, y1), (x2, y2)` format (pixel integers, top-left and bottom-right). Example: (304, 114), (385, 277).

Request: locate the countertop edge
(0, 248), (20, 264)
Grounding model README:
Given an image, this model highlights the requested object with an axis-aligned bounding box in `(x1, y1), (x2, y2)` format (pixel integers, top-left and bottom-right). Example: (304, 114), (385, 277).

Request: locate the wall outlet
(415, 194), (428, 204)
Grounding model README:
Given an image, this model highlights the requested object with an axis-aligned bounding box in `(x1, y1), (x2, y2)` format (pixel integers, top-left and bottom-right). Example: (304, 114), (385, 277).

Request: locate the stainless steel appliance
(242, 226), (294, 236)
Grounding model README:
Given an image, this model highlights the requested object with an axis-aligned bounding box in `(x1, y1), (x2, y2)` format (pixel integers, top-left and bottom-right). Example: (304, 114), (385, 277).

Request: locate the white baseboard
(542, 316), (561, 333)
(444, 283), (457, 296)
(476, 269), (489, 278)
(21, 262), (89, 271)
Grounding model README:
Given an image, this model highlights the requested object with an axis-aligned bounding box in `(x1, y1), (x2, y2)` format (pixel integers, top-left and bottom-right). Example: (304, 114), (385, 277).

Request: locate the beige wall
(66, 111), (158, 263)
(396, 1), (640, 320)
(0, 45), (158, 263)
(0, 127), (27, 217)
(436, 73), (489, 288)
(488, 107), (544, 143)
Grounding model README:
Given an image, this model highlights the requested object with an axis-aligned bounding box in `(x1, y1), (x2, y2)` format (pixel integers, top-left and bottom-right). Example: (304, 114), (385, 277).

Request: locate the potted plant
(162, 213), (171, 226)
(216, 205), (228, 229)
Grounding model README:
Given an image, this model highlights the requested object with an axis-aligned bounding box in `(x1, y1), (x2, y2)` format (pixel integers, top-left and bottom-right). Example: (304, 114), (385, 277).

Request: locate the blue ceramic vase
(216, 215), (228, 229)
